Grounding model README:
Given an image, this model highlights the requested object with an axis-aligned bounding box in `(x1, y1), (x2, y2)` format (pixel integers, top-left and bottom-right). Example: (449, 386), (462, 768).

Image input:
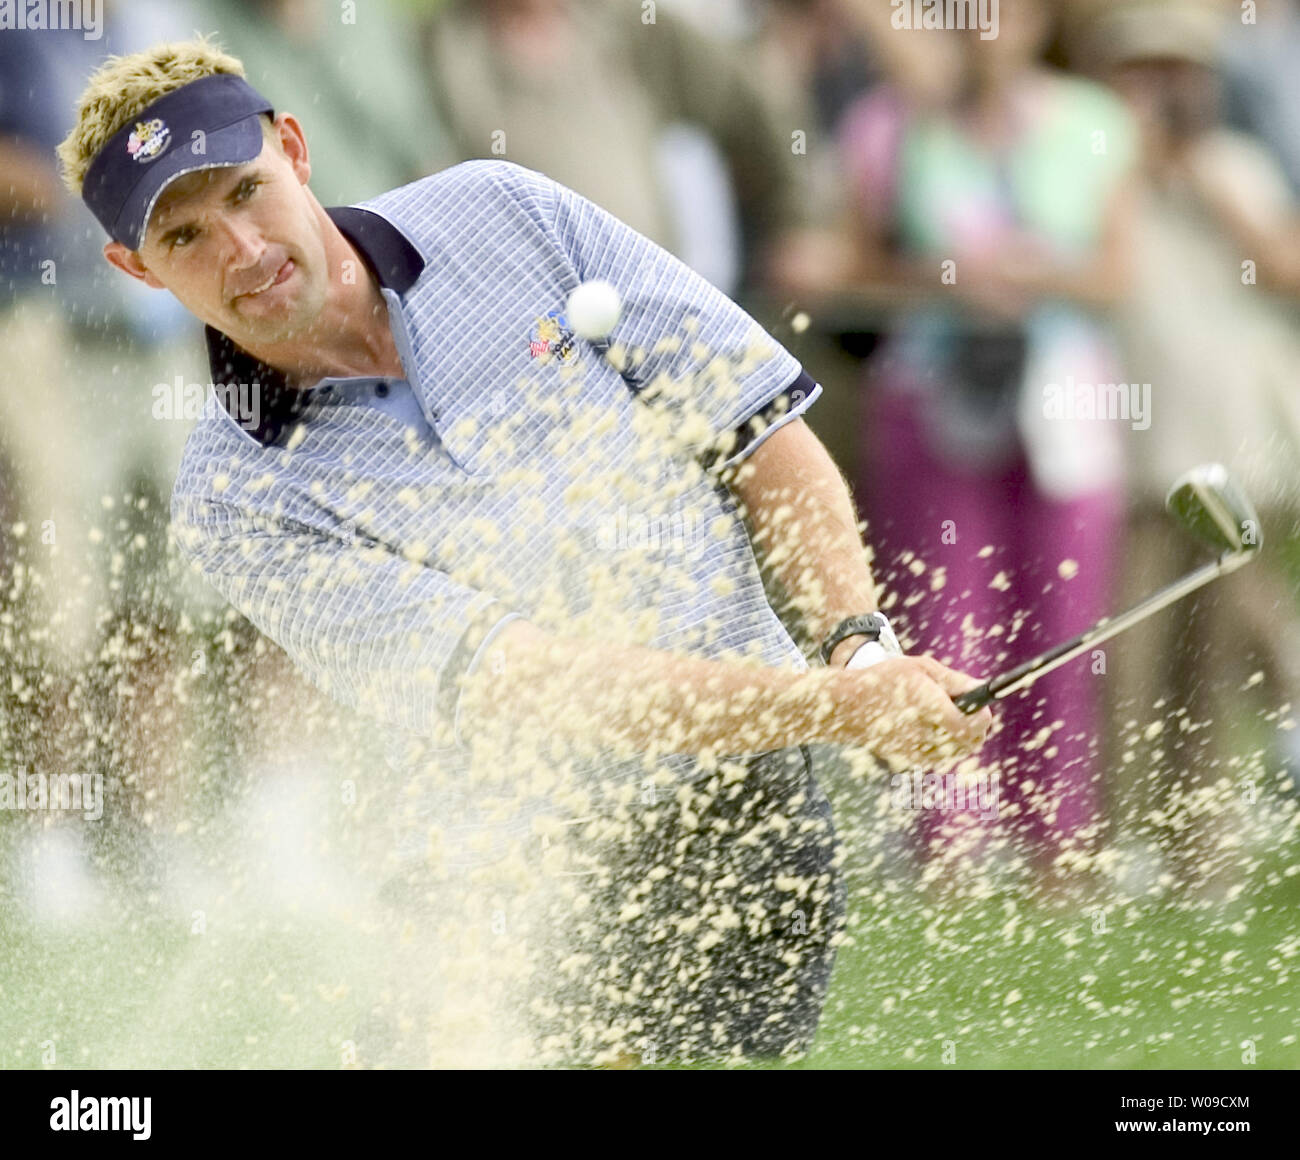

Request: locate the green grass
(799, 875), (1300, 1069)
(3, 851), (1296, 1070)
(0, 912), (380, 1069)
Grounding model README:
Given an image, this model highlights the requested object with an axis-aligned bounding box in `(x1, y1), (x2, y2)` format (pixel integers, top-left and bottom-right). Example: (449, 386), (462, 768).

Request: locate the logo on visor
(127, 118), (171, 163)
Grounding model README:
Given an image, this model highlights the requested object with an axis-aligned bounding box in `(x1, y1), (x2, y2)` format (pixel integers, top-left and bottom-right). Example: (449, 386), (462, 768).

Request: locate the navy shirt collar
(204, 204), (425, 446)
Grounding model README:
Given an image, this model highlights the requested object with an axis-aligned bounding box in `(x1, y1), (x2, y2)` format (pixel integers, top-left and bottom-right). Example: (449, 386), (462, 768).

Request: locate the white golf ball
(565, 280), (622, 341)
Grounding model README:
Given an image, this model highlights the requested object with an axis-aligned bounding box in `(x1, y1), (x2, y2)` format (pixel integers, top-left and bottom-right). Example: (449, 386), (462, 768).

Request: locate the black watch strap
(819, 613), (886, 666)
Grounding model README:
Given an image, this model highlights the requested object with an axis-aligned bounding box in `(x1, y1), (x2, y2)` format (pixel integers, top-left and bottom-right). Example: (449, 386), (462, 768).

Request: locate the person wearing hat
(1092, 2), (1300, 898)
(58, 36), (991, 1065)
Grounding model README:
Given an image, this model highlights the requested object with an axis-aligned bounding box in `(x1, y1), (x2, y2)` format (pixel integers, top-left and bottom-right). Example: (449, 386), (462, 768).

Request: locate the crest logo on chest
(528, 309), (578, 364)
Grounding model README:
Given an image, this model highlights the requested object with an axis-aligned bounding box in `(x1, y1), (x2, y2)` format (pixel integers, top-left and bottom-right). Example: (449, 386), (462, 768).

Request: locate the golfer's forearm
(457, 617), (852, 759)
(728, 419), (878, 650)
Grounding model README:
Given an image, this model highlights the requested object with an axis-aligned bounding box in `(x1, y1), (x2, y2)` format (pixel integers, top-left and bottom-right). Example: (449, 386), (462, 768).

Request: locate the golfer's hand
(832, 655), (993, 766)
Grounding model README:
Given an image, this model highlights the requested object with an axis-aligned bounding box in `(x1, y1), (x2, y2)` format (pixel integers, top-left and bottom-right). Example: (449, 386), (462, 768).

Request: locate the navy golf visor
(81, 74), (275, 252)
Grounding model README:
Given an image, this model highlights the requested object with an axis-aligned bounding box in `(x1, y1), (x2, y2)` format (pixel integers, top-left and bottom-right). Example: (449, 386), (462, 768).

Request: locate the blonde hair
(57, 34), (263, 196)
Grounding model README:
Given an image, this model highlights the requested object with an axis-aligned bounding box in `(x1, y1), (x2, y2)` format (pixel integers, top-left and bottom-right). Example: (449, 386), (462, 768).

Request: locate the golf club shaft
(952, 551), (1253, 714)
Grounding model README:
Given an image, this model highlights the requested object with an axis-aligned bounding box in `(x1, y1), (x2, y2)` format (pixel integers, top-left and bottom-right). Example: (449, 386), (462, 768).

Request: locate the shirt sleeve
(171, 497), (519, 751)
(500, 165), (807, 466)
(712, 368), (823, 473)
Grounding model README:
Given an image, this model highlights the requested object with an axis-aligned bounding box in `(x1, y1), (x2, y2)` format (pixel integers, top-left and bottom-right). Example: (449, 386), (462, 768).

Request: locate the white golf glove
(845, 640), (893, 669)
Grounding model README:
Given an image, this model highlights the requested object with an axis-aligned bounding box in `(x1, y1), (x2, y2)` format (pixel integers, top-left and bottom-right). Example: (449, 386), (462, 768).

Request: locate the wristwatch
(818, 612), (903, 666)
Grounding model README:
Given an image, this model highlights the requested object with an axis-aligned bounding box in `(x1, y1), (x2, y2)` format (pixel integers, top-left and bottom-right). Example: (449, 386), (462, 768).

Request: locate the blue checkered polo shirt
(170, 160), (823, 867)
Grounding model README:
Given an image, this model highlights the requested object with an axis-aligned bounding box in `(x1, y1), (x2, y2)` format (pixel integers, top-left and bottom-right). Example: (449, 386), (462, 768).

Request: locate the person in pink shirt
(837, 0), (1138, 899)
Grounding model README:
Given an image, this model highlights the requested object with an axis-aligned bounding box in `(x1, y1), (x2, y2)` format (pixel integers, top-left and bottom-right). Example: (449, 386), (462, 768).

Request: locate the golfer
(59, 38), (991, 1064)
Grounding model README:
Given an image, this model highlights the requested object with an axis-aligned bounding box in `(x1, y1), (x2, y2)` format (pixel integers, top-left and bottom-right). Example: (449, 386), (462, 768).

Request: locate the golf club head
(1165, 463), (1262, 556)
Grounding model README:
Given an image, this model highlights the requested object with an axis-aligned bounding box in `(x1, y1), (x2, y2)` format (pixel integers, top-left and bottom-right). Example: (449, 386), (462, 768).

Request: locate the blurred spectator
(0, 34), (67, 299)
(836, 0), (1138, 897)
(839, 0), (967, 109)
(645, 0), (752, 294)
(192, 0), (457, 204)
(1091, 2), (1300, 897)
(0, 24), (66, 769)
(0, 7), (210, 644)
(752, 0), (883, 268)
(753, 0), (881, 137)
(420, 0), (833, 295)
(1220, 0), (1300, 197)
(0, 4), (218, 895)
(655, 0), (879, 295)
